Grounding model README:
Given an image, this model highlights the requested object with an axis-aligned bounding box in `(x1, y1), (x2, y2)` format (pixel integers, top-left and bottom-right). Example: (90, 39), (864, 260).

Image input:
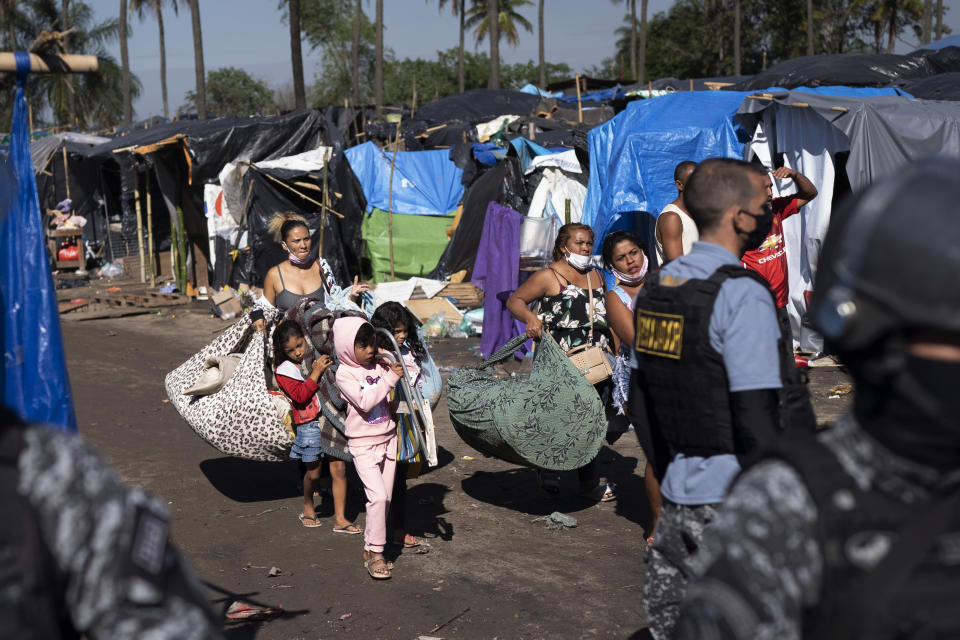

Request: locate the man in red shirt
(741, 166), (818, 312)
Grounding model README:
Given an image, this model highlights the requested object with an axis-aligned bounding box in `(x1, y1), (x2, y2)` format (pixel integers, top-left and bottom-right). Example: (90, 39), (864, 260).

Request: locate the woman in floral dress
(507, 223), (617, 502)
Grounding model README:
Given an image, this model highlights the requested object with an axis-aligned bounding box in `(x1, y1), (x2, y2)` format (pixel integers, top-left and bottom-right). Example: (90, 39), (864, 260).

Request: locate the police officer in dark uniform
(674, 156), (960, 639)
(629, 158), (814, 639)
(0, 407), (224, 639)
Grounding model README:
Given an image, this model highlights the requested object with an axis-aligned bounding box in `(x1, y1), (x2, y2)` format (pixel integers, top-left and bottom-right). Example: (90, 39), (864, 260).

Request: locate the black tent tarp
(415, 89), (541, 125)
(734, 47), (960, 90)
(894, 72), (960, 101)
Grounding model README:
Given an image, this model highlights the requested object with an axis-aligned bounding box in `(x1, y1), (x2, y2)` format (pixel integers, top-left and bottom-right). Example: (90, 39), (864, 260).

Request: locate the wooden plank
(0, 52), (98, 73)
(58, 300), (88, 314)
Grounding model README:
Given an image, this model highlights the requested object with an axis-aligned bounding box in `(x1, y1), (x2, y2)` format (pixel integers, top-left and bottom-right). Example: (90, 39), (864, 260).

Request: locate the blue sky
(85, 0), (958, 119)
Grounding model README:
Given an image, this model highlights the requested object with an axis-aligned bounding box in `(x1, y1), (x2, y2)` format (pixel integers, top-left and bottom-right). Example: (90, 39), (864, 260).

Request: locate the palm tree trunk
(353, 0), (360, 106)
(629, 0), (637, 81)
(806, 0), (814, 55)
(733, 0), (741, 76)
(62, 0), (77, 127)
(375, 0), (383, 114)
(458, 0), (465, 92)
(289, 0), (305, 109)
(119, 0), (131, 124)
(488, 0), (500, 89)
(638, 0), (647, 85)
(538, 0), (545, 87)
(935, 0), (943, 39)
(886, 2), (897, 53)
(157, 3), (169, 120)
(922, 0), (932, 44)
(188, 0), (206, 118)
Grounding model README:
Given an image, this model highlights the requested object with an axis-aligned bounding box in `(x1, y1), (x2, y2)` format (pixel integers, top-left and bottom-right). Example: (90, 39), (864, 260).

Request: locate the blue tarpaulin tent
(1, 53), (77, 431)
(582, 86), (909, 252)
(345, 141), (464, 216)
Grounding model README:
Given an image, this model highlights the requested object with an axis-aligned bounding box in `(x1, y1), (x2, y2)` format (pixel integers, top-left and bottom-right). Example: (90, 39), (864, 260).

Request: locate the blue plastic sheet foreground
(344, 141), (464, 216)
(1, 52), (77, 430)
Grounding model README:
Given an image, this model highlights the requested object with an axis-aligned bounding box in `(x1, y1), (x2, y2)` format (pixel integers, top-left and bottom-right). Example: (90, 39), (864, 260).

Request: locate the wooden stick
(0, 52), (98, 73)
(830, 106), (849, 113)
(575, 72), (583, 123)
(146, 167), (156, 287)
(133, 165), (146, 283)
(251, 167), (344, 218)
(28, 103), (33, 137)
(411, 73), (418, 118)
(320, 148), (329, 258)
(790, 102), (810, 108)
(62, 146), (71, 200)
(387, 118), (402, 280)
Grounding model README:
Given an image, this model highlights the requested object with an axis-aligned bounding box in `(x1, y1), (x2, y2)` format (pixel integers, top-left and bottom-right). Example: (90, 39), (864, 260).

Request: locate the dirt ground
(61, 294), (852, 640)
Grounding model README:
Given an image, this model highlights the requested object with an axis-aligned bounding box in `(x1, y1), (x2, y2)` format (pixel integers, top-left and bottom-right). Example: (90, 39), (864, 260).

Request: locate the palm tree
(119, 0), (131, 123)
(62, 0), (76, 126)
(807, 0), (815, 54)
(130, 0), (179, 120)
(637, 0), (647, 84)
(611, 0), (636, 80)
(538, 0), (544, 87)
(734, 0), (741, 75)
(375, 0), (383, 114)
(1, 0), (141, 128)
(289, 0), (305, 109)
(352, 0), (361, 106)
(187, 0), (205, 118)
(465, 0), (534, 88)
(434, 0), (466, 93)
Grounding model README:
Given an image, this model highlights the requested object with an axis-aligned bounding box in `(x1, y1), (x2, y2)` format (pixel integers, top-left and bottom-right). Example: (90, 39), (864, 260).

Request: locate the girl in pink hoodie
(333, 317), (402, 580)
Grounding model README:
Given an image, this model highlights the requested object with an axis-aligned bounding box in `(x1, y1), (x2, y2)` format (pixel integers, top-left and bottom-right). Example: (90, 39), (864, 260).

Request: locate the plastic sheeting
(582, 90), (753, 250)
(735, 48), (960, 91)
(1, 53), (77, 431)
(894, 72), (960, 101)
(361, 209), (455, 283)
(345, 141), (464, 216)
(414, 89), (541, 125)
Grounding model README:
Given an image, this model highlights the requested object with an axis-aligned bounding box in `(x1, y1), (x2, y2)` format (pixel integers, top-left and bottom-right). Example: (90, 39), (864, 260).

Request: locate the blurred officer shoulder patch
(634, 309), (684, 360)
(131, 505), (168, 575)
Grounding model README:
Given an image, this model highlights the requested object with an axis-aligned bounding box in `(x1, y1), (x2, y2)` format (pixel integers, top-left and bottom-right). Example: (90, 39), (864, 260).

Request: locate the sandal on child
(402, 534), (422, 548)
(297, 513), (322, 528)
(363, 555), (392, 579)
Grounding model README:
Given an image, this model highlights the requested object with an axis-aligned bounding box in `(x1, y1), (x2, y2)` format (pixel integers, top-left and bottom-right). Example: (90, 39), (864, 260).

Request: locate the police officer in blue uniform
(629, 158), (813, 639)
(674, 156), (960, 639)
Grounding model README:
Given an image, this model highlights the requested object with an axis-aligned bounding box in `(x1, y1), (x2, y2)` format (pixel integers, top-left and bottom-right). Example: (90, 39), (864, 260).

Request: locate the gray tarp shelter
(735, 90), (960, 350)
(737, 90), (960, 190)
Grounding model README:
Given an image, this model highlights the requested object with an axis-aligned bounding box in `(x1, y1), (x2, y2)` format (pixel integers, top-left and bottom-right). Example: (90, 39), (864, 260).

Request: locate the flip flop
(297, 513), (322, 528)
(225, 601), (284, 621)
(332, 522), (362, 535)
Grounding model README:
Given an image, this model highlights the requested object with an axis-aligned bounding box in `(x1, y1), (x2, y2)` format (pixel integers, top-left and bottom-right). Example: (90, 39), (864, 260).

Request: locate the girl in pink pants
(333, 317), (402, 580)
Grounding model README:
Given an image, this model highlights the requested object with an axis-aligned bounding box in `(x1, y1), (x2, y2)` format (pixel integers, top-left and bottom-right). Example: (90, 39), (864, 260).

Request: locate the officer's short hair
(685, 158), (758, 233)
(674, 161), (697, 185)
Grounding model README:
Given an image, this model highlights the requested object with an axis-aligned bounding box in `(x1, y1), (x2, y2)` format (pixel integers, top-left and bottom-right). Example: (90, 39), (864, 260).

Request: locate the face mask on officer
(736, 203), (774, 252)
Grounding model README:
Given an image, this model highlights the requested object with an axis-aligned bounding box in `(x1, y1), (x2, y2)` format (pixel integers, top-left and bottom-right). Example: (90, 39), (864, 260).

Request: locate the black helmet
(811, 155), (960, 355)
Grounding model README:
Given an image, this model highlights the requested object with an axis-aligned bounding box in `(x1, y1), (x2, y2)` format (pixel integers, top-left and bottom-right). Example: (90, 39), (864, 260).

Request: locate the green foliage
(381, 48), (572, 106)
(464, 0), (534, 46)
(183, 67), (275, 117)
(0, 0), (141, 129)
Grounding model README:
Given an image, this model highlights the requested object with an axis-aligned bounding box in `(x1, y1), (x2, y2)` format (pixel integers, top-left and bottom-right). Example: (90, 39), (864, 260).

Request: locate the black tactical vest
(632, 264), (814, 457)
(0, 424), (76, 640)
(768, 429), (960, 640)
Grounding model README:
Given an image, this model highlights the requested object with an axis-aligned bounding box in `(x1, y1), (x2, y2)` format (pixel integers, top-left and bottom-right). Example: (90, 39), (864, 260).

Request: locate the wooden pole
(564, 199), (571, 225)
(690, 78), (694, 91)
(0, 52), (98, 73)
(411, 73), (418, 119)
(28, 103), (34, 138)
(146, 167), (156, 287)
(387, 118), (402, 281)
(61, 146), (71, 201)
(319, 148), (329, 257)
(133, 165), (146, 283)
(575, 72), (583, 123)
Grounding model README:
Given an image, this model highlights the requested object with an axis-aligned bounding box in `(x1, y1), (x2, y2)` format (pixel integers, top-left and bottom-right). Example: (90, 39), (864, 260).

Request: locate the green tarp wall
(362, 208), (456, 282)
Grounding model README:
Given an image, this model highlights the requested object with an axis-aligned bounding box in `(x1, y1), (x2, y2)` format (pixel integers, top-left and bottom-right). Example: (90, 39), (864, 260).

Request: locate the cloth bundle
(447, 333), (605, 471)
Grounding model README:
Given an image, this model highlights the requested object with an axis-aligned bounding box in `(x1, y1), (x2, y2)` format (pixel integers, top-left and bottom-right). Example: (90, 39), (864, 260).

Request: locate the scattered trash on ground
(225, 601), (283, 621)
(461, 455), (474, 461)
(830, 383), (853, 396)
(533, 512), (578, 530)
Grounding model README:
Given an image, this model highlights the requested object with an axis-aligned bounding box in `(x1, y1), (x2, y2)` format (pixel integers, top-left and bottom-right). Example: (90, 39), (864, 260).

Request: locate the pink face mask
(288, 252), (313, 266)
(612, 253), (648, 285)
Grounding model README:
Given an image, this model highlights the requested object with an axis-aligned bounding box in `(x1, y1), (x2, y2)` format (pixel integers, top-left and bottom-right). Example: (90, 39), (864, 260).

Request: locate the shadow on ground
(459, 445), (655, 531)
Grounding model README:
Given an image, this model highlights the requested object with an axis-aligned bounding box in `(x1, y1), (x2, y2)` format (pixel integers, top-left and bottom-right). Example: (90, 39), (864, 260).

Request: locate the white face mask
(565, 251), (592, 271)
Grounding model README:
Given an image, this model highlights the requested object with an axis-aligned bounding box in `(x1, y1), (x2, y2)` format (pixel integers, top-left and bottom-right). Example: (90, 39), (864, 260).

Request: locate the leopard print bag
(165, 313), (294, 462)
